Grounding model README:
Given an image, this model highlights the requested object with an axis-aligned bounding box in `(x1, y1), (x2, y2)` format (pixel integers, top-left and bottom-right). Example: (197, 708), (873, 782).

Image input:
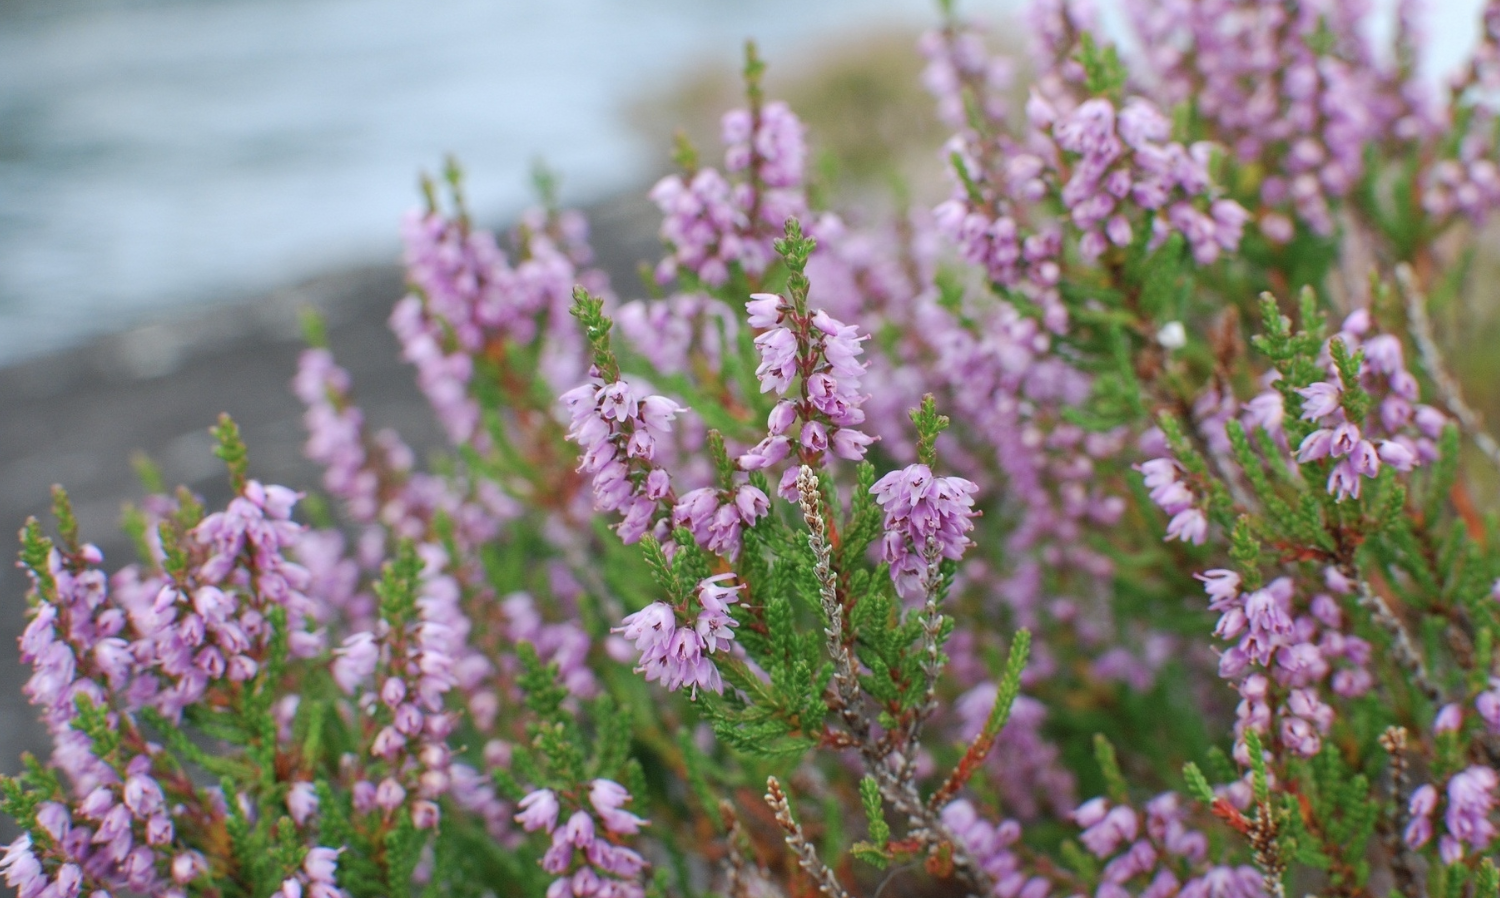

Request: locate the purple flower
(288, 782), (320, 826)
(1405, 784), (1437, 848)
(1444, 766), (1498, 854)
(1297, 382), (1343, 421)
(1079, 804), (1139, 858)
(694, 574), (742, 654)
(872, 463), (981, 600)
(753, 327), (799, 395)
(1165, 509), (1208, 545)
(589, 780), (647, 836)
(1477, 681), (1500, 733)
(333, 632), (379, 695)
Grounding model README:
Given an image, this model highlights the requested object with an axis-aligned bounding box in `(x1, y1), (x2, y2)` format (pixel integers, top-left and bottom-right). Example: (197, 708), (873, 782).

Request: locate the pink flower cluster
(929, 22), (1246, 331)
(502, 592), (598, 701)
(514, 781), (648, 898)
(1404, 766), (1499, 862)
(672, 483), (770, 560)
(919, 23), (1013, 129)
(394, 204), (593, 444)
(739, 292), (875, 483)
(293, 345), (516, 549)
(1125, 0), (1426, 237)
(941, 799), (1051, 898)
(1138, 458), (1207, 545)
(1198, 569), (1372, 758)
(274, 846), (349, 898)
(651, 101), (809, 286)
(1072, 793), (1261, 898)
(7, 478), (350, 897)
(1031, 95), (1249, 266)
(1293, 310), (1444, 500)
(0, 760), (184, 897)
(561, 379), (687, 544)
(612, 574), (741, 697)
(871, 463), (980, 601)
(330, 553), (470, 829)
(953, 683), (1076, 820)
(614, 293), (738, 376)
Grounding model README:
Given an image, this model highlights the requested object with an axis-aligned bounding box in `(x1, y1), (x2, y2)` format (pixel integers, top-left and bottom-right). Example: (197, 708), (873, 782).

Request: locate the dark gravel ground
(0, 190), (660, 774)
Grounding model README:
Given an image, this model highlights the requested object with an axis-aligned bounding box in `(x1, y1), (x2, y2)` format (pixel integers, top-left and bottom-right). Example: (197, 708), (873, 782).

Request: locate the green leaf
(1093, 734), (1129, 804)
(210, 413), (250, 493)
(1182, 762), (1215, 806)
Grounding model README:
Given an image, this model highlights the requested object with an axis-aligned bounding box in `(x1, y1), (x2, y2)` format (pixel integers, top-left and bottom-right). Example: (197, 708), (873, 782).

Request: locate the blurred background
(0, 0), (1493, 770)
(0, 0), (952, 362)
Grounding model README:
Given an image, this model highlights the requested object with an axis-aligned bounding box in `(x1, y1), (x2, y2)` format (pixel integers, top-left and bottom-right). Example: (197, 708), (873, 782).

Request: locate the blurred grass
(624, 26), (956, 210)
(1430, 220), (1500, 496)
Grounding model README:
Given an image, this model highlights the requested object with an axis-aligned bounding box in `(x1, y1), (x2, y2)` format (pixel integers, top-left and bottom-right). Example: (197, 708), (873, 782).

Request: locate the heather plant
(9, 2), (1500, 897)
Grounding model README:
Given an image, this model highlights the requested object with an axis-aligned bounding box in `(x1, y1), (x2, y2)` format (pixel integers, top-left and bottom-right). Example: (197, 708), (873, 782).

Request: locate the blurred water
(0, 0), (1487, 364)
(0, 0), (944, 363)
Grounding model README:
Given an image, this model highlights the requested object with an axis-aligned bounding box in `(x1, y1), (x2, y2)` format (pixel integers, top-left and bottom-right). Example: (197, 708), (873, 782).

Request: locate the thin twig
(1351, 572), (1445, 706)
(898, 536), (947, 789)
(1396, 262), (1500, 471)
(1378, 727), (1426, 898)
(765, 776), (854, 898)
(793, 465), (991, 898)
(722, 800), (783, 898)
(795, 465), (867, 737)
(1248, 798), (1287, 898)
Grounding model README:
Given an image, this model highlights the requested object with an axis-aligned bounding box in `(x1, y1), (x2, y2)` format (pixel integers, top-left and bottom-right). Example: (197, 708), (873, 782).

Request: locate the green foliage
(851, 776), (892, 869)
(1075, 32), (1126, 102)
(211, 412), (250, 492)
(1181, 762), (1215, 806)
(375, 540), (423, 626)
(911, 393), (950, 468)
(1093, 734), (1129, 804)
(982, 629), (1030, 743)
(571, 287), (620, 381)
(1244, 730), (1270, 807)
(772, 218), (816, 314)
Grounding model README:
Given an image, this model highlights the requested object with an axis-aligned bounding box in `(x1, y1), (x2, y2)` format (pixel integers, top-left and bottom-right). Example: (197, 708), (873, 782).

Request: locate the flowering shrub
(10, 2), (1500, 897)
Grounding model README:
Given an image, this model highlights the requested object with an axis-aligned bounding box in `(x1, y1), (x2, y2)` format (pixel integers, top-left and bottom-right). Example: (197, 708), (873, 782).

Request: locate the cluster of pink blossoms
(919, 22), (1012, 129)
(513, 781), (649, 898)
(1420, 5), (1500, 227)
(612, 574), (741, 697)
(871, 463), (981, 601)
(1291, 310), (1443, 500)
(1031, 95), (1249, 266)
(1138, 458), (1207, 545)
(931, 40), (1246, 334)
(953, 683), (1076, 820)
(6, 478), (350, 897)
(671, 483), (770, 560)
(941, 799), (1051, 898)
(394, 203), (594, 444)
(739, 292), (876, 491)
(1072, 794), (1264, 898)
(1197, 569), (1372, 759)
(613, 293), (738, 376)
(295, 347), (514, 543)
(1405, 766), (1499, 863)
(650, 101), (808, 286)
(502, 591), (598, 701)
(273, 847), (348, 898)
(330, 552), (468, 830)
(1125, 0), (1429, 238)
(0, 761), (186, 898)
(561, 379), (687, 544)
